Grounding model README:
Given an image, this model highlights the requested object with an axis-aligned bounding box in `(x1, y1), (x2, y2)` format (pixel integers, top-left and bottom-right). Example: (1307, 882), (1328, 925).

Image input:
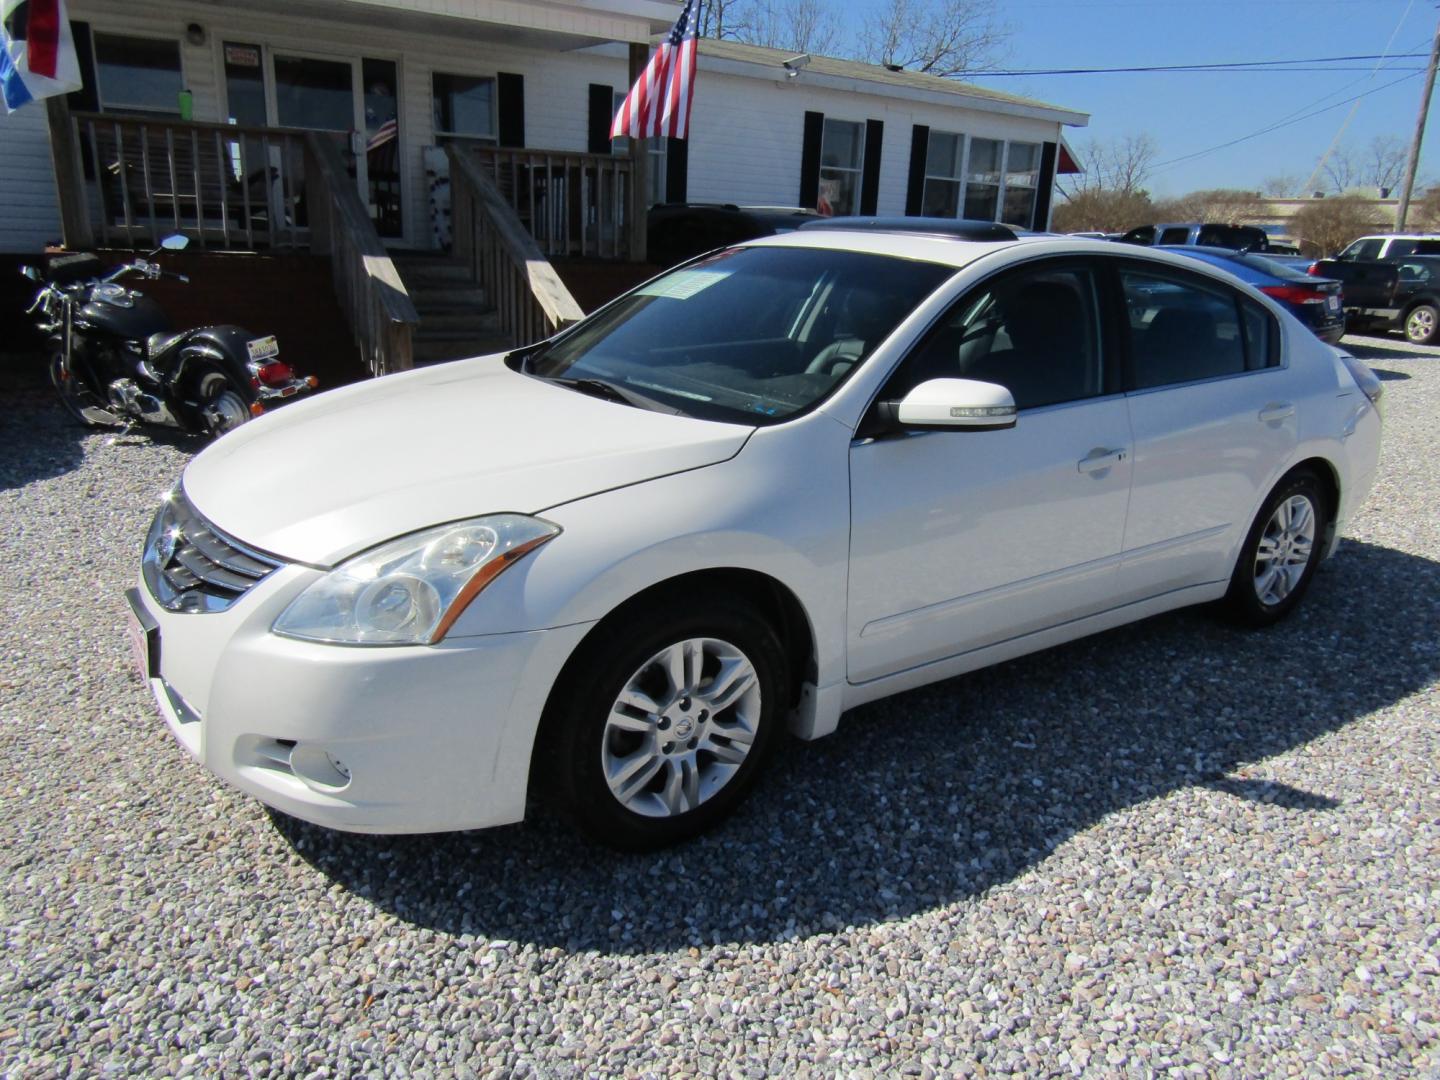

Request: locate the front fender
(443, 416), (854, 695)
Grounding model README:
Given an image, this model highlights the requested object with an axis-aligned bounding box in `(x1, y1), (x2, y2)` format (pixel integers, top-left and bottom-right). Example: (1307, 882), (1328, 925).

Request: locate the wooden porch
(45, 105), (646, 377)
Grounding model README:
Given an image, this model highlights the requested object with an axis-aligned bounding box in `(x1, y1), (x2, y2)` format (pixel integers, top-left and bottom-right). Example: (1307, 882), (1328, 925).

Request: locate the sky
(842, 0), (1439, 197)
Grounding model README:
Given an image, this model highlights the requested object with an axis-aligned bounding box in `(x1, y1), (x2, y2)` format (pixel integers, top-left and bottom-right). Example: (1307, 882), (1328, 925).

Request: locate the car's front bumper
(129, 566), (592, 834)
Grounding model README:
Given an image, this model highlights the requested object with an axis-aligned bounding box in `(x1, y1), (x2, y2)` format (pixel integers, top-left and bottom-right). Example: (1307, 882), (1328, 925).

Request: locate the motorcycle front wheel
(47, 350), (109, 427)
(197, 372), (253, 438)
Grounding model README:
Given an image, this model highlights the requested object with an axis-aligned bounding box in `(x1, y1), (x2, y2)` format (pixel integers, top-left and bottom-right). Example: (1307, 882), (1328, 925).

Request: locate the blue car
(1158, 245), (1346, 345)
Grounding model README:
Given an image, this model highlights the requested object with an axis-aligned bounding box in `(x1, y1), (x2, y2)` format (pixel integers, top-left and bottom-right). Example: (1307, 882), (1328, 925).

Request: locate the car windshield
(523, 246), (953, 424)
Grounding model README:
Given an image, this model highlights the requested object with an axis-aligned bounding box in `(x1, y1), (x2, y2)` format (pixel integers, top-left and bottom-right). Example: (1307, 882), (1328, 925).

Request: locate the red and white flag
(611, 0), (701, 141)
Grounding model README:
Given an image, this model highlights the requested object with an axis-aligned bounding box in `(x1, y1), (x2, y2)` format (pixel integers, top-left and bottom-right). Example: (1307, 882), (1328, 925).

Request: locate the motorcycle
(19, 234), (317, 438)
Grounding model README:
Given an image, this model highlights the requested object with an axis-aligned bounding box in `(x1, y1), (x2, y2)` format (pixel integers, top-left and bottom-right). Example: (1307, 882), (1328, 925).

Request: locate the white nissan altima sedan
(128, 223), (1383, 849)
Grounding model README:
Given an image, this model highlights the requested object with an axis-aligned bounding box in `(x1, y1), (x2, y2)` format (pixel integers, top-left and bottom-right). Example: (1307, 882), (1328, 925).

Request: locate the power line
(1150, 70), (1423, 173)
(981, 52), (1427, 76)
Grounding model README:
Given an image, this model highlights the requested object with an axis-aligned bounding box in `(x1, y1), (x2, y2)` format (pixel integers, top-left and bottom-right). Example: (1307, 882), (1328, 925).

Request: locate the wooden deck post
(45, 96), (93, 249)
(627, 42), (650, 263)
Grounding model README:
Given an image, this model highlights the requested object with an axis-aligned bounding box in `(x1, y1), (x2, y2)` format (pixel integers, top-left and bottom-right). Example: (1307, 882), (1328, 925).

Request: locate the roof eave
(698, 53), (1089, 126)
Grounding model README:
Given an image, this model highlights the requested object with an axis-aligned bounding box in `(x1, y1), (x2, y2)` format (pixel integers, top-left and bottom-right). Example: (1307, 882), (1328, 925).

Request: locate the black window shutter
(587, 84), (614, 154)
(497, 72), (525, 148)
(666, 137), (688, 203)
(799, 110), (824, 209)
(68, 21), (99, 112)
(860, 118), (884, 215)
(1033, 141), (1059, 230)
(905, 124), (929, 216)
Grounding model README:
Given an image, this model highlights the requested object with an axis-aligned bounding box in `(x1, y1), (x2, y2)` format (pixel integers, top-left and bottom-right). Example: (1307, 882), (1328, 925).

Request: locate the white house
(0, 1), (1088, 372)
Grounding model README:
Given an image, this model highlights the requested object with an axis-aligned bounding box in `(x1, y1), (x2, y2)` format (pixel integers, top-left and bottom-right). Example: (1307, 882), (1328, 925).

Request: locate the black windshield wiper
(548, 376), (672, 412)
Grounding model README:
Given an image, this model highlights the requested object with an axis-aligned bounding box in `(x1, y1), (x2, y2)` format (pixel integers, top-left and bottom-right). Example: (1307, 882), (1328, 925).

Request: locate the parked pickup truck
(1313, 255), (1440, 345)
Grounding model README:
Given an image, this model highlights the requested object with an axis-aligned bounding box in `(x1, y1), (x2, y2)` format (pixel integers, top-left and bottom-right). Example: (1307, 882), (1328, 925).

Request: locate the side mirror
(893, 378), (1017, 431)
(20, 265), (39, 281)
(161, 234), (190, 251)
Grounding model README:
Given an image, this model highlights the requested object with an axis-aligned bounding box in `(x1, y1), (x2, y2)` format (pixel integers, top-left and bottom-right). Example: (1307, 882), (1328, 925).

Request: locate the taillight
(1306, 263), (1322, 275)
(1259, 284), (1327, 305)
(255, 360), (295, 386)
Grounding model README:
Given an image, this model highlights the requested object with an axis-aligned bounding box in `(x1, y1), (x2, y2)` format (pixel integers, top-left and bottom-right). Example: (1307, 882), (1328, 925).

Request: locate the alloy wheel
(601, 637), (761, 818)
(1253, 494), (1316, 606)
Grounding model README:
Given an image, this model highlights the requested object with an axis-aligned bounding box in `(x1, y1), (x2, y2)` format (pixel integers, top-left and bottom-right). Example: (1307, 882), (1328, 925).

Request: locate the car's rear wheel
(540, 592), (787, 850)
(1404, 302), (1438, 345)
(1221, 469), (1329, 626)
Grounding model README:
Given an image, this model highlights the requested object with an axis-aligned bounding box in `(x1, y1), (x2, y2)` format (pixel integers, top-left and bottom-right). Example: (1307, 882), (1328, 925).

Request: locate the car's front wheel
(1221, 469), (1329, 626)
(541, 591), (787, 850)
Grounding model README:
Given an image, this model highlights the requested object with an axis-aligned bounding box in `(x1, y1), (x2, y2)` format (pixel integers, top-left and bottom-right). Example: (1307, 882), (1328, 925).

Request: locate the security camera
(782, 53), (811, 77)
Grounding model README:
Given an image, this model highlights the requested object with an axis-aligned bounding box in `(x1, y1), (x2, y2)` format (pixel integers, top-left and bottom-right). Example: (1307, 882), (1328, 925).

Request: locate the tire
(539, 590), (788, 850)
(1221, 469), (1330, 627)
(197, 371), (253, 438)
(47, 349), (107, 427)
(1404, 303), (1438, 345)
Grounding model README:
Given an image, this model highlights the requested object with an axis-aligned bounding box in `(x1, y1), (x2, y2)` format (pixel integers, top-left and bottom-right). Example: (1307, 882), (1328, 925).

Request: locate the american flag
(611, 0), (701, 141)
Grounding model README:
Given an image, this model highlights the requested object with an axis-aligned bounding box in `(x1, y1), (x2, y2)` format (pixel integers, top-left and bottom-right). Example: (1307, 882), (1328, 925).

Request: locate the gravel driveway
(2, 335), (1436, 1077)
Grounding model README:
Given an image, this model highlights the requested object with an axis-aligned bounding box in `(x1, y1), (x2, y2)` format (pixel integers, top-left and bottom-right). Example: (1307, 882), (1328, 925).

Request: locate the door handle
(1077, 447), (1127, 474)
(1258, 402), (1295, 423)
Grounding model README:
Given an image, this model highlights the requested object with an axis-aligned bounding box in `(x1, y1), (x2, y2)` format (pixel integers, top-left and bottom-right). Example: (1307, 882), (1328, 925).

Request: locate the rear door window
(1121, 268), (1249, 389)
(1159, 226), (1192, 245)
(1340, 238), (1384, 261)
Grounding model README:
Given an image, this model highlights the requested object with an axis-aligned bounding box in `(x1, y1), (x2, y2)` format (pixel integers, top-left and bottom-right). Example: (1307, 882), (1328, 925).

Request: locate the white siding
(0, 0), (1071, 252)
(0, 106), (63, 252)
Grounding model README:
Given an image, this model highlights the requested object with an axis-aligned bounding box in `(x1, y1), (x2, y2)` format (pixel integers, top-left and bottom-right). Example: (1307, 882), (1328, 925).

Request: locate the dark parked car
(1122, 222), (1272, 252)
(647, 204), (820, 268)
(1160, 245), (1345, 344)
(1314, 254), (1440, 344)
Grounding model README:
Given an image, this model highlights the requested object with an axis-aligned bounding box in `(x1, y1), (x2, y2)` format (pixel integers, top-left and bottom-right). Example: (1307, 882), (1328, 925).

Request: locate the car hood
(183, 357), (754, 566)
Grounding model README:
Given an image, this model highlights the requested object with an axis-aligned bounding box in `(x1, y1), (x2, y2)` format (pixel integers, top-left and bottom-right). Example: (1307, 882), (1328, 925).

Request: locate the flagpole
(628, 42), (650, 263)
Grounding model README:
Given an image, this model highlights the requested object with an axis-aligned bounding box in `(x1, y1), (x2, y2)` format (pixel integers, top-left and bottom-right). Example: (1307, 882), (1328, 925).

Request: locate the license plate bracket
(124, 587), (160, 680)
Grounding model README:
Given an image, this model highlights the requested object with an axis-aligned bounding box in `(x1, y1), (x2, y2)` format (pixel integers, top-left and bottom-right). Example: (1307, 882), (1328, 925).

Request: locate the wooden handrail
(447, 144), (585, 345)
(72, 109), (314, 141)
(305, 133), (419, 376)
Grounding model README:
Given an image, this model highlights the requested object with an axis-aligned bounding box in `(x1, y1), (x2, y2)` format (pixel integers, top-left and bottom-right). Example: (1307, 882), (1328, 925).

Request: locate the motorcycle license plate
(246, 335), (280, 362)
(124, 587), (160, 680)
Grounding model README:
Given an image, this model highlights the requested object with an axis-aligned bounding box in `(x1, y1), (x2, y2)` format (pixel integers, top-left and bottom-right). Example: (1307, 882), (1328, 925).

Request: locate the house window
(612, 92), (667, 206)
(432, 73), (496, 143)
(921, 130), (965, 217)
(963, 137), (1002, 221)
(819, 118), (864, 216)
(1001, 141), (1041, 227)
(93, 33), (183, 115)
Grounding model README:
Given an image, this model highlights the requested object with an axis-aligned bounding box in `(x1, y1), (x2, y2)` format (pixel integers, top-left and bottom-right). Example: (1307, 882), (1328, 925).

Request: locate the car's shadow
(274, 539), (1438, 952)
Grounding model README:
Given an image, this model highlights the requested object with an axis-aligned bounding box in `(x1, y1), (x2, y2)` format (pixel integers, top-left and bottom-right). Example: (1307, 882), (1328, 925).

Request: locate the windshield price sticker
(636, 269), (731, 301)
(246, 336), (280, 361)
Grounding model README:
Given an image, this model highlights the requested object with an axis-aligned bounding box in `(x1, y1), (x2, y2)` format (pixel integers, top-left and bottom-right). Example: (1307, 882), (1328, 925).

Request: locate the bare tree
(1152, 188), (1273, 224)
(1051, 189), (1154, 234)
(1411, 185), (1440, 230)
(858, 0), (1009, 77)
(1262, 174), (1302, 198)
(1287, 195), (1387, 257)
(698, 0), (746, 39)
(1363, 134), (1407, 193)
(731, 0), (844, 55)
(1058, 133), (1158, 199)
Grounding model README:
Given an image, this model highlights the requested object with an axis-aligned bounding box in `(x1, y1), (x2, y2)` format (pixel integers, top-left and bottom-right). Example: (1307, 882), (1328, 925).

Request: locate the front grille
(142, 492), (284, 613)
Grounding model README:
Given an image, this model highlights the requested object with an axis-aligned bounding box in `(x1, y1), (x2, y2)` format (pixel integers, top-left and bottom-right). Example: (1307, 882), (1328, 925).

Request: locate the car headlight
(272, 515), (559, 645)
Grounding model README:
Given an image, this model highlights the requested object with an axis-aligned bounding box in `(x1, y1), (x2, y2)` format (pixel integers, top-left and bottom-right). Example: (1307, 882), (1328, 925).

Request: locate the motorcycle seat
(147, 331), (187, 362)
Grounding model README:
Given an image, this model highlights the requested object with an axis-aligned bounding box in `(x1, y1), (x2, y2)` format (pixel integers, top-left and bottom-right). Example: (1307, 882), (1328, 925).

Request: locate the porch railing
(465, 145), (634, 260)
(306, 134), (419, 376)
(447, 145), (585, 346)
(63, 107), (321, 251)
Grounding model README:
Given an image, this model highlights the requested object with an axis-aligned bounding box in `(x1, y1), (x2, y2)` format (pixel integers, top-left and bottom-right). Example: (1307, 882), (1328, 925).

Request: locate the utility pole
(1396, 13), (1440, 231)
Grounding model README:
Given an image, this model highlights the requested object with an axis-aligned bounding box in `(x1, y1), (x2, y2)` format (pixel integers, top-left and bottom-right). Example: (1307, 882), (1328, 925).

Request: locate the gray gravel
(1, 335), (1437, 1078)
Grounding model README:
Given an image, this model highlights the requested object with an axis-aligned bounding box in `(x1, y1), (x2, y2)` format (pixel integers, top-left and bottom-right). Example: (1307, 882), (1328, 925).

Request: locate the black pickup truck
(1315, 254), (1440, 344)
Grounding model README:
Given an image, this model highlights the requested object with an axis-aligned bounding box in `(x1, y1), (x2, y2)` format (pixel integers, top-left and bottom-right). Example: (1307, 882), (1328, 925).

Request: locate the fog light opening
(288, 744), (353, 791)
